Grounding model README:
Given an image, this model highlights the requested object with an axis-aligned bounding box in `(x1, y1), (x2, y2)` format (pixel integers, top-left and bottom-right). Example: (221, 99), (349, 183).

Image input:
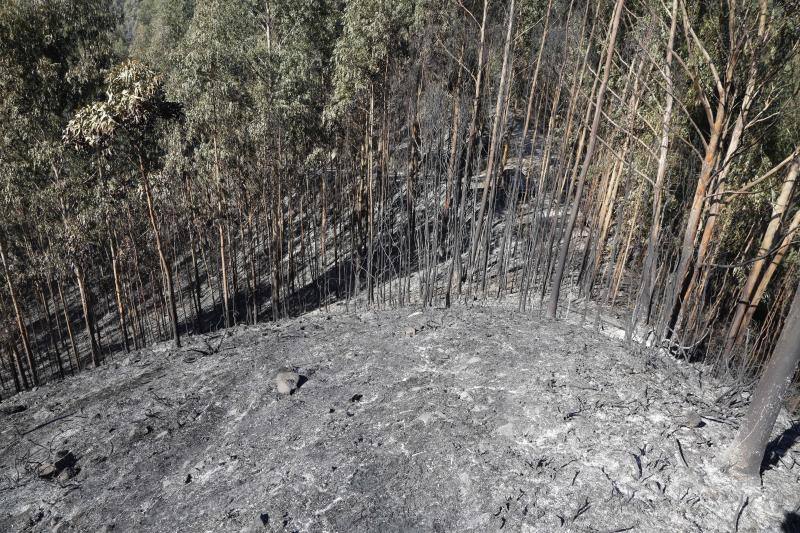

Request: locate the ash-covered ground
(1, 304), (798, 532)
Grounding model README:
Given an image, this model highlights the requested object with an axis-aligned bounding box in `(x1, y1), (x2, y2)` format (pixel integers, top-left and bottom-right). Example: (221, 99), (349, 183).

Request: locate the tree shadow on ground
(763, 419), (800, 473)
(782, 511), (800, 532)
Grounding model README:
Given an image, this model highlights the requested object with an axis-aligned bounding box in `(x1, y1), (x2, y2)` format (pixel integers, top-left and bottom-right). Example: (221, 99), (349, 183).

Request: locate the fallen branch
(675, 438), (688, 468)
(732, 494), (749, 533)
(22, 412), (75, 436)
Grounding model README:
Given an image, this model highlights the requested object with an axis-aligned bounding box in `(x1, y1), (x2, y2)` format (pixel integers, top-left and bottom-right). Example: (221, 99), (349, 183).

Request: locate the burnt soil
(1, 304), (798, 532)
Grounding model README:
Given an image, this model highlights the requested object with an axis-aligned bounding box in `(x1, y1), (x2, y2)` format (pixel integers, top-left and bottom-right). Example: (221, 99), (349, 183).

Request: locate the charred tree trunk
(141, 167), (182, 348)
(0, 237), (37, 386)
(724, 157), (799, 356)
(546, 0), (624, 319)
(630, 0), (678, 337)
(726, 277), (800, 479)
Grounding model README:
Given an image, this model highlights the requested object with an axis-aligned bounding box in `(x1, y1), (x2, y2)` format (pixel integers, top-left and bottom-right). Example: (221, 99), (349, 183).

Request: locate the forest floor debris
(0, 303), (798, 532)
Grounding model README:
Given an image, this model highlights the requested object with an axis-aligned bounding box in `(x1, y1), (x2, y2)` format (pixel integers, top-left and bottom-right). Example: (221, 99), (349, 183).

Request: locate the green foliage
(65, 60), (172, 150)
(327, 0), (418, 120)
(128, 0), (194, 67)
(0, 0), (118, 274)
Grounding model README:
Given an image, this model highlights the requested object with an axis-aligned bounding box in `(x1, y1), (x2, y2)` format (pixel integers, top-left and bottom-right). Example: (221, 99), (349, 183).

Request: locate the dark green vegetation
(1, 0), (799, 479)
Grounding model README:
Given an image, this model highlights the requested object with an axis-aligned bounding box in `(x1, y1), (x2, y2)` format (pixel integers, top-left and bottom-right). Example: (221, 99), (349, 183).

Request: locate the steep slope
(0, 304), (798, 532)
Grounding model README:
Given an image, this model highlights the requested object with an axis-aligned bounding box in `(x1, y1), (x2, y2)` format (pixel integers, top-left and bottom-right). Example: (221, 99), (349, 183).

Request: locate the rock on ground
(0, 304), (798, 532)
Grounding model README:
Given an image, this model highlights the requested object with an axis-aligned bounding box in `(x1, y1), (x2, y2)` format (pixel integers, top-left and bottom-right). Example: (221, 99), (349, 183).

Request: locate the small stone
(56, 466), (76, 482)
(275, 367), (300, 395)
(37, 464), (58, 478)
(50, 517), (69, 533)
(28, 509), (44, 526)
(404, 326), (417, 337)
(242, 512), (270, 532)
(680, 413), (704, 428)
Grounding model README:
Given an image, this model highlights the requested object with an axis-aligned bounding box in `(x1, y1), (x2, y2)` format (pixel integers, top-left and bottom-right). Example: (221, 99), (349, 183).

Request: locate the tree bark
(630, 0), (677, 336)
(110, 232), (130, 353)
(74, 264), (100, 367)
(468, 0), (516, 278)
(724, 157), (798, 356)
(546, 0), (625, 318)
(141, 168), (182, 348)
(726, 277), (800, 479)
(736, 207), (800, 347)
(0, 237), (38, 386)
(447, 0), (488, 303)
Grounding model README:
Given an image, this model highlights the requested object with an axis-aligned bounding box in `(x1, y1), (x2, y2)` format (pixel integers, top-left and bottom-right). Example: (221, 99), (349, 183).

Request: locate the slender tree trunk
(188, 227), (203, 330)
(547, 0), (624, 318)
(8, 342), (28, 390)
(45, 272), (73, 375)
(726, 277), (800, 479)
(110, 232), (130, 353)
(3, 344), (22, 393)
(724, 157), (799, 356)
(218, 221), (231, 328)
(0, 238), (37, 386)
(74, 264), (100, 367)
(662, 98), (725, 337)
(681, 1), (771, 329)
(367, 85), (376, 305)
(468, 0), (516, 277)
(736, 207), (800, 346)
(36, 282), (64, 379)
(141, 167), (181, 348)
(630, 0), (678, 337)
(447, 0), (488, 303)
(56, 279), (81, 371)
